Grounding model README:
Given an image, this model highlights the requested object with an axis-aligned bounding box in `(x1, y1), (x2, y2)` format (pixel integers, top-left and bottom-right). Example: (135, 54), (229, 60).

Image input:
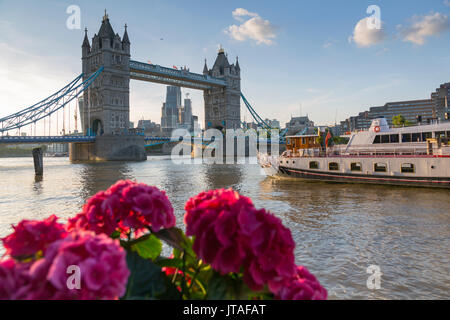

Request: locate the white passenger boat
(258, 118), (450, 188)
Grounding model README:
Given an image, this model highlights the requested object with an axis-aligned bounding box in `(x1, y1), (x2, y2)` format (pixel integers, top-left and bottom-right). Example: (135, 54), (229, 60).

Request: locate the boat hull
(277, 165), (450, 188)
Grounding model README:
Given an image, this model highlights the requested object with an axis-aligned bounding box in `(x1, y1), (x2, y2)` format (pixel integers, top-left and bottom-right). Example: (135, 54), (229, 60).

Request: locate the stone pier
(70, 135), (146, 161)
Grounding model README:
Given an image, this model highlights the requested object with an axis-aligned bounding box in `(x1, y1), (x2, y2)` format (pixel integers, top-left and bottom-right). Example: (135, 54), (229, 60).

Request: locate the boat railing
(283, 146), (436, 158)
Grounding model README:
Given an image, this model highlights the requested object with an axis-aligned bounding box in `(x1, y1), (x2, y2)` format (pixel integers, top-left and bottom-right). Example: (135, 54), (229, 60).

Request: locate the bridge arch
(92, 119), (104, 136)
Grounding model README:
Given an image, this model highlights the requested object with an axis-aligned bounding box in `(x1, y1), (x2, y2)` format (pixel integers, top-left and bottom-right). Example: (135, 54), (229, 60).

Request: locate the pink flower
(276, 266), (327, 300)
(184, 189), (298, 294)
(0, 230), (129, 300)
(1, 215), (66, 259)
(67, 180), (175, 237)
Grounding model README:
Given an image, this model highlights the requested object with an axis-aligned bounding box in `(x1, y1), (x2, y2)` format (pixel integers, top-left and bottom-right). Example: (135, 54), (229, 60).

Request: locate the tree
(392, 114), (412, 127)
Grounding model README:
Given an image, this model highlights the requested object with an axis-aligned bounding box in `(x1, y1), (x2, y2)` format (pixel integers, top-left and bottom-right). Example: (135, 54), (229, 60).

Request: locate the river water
(0, 156), (448, 299)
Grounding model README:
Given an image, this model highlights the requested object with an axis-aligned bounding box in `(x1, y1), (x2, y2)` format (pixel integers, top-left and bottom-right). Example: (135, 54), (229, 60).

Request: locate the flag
(325, 131), (332, 147)
(173, 65), (178, 69)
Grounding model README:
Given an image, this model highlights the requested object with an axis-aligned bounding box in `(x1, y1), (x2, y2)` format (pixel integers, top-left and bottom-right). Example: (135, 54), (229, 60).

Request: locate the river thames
(0, 156), (449, 299)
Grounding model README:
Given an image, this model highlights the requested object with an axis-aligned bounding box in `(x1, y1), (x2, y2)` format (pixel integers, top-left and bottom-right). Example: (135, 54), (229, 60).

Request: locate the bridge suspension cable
(0, 66), (104, 134)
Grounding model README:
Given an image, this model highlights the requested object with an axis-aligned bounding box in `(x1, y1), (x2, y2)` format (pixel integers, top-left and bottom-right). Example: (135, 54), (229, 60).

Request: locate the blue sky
(0, 0), (449, 132)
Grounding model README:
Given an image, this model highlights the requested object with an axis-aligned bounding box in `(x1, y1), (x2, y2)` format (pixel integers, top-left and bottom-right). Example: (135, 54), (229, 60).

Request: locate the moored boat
(258, 118), (450, 188)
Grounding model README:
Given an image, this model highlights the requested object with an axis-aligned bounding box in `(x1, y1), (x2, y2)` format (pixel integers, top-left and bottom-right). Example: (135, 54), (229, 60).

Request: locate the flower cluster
(0, 181), (327, 300)
(276, 266), (328, 300)
(1, 215), (66, 259)
(67, 180), (175, 237)
(184, 189), (309, 296)
(0, 259), (31, 299)
(0, 230), (129, 300)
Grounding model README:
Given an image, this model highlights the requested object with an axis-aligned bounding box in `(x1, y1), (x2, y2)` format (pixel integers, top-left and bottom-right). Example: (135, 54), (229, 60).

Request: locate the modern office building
(340, 82), (450, 132)
(161, 86), (182, 134)
(161, 86), (197, 133)
(264, 118), (281, 129)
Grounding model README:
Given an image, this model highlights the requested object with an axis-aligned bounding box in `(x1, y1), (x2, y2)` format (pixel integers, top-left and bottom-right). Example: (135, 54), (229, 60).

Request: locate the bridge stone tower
(72, 13), (145, 162)
(81, 12), (130, 135)
(203, 48), (241, 130)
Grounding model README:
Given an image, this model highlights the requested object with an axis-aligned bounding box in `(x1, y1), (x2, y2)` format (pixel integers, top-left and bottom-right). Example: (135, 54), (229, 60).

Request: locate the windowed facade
(328, 162), (339, 171)
(374, 163), (387, 172)
(309, 161), (319, 169)
(401, 163), (415, 173)
(350, 162), (362, 172)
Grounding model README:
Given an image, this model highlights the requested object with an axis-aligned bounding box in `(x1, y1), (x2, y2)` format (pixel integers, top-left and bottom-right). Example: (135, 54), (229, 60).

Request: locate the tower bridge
(0, 12), (276, 164)
(80, 12), (241, 141)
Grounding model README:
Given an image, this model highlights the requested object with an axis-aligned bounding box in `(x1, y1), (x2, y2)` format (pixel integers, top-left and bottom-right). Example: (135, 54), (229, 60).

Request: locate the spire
(122, 23), (130, 44)
(82, 28), (90, 48)
(98, 10), (115, 39)
(235, 56), (240, 71)
(203, 58), (208, 74)
(213, 46), (230, 71)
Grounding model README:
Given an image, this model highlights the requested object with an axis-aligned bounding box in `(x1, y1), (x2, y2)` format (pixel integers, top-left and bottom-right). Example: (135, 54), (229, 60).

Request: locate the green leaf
(132, 234), (162, 260)
(154, 227), (186, 251)
(111, 230), (121, 239)
(206, 272), (230, 300)
(124, 251), (181, 300)
(155, 257), (183, 269)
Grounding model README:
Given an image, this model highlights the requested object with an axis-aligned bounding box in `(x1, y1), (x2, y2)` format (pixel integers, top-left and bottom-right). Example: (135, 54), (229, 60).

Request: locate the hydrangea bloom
(276, 266), (327, 300)
(0, 259), (32, 300)
(1, 230), (130, 300)
(184, 189), (297, 294)
(1, 215), (66, 259)
(67, 180), (175, 237)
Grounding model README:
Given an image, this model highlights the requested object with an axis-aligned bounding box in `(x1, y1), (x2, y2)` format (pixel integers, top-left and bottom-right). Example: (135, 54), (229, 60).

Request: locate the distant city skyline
(1, 0), (449, 133)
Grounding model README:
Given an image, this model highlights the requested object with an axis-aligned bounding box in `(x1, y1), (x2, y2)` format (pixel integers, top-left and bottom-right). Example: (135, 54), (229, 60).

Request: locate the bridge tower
(203, 47), (241, 131)
(73, 12), (145, 161)
(81, 11), (130, 135)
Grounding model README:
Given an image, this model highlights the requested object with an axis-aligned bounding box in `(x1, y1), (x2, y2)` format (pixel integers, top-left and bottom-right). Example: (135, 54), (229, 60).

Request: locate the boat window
(401, 163), (415, 173)
(350, 162), (362, 172)
(435, 131), (445, 139)
(381, 135), (390, 143)
(412, 133), (421, 142)
(446, 131), (450, 138)
(422, 132), (432, 141)
(374, 163), (387, 172)
(402, 133), (412, 143)
(328, 162), (339, 171)
(390, 134), (399, 143)
(309, 161), (319, 169)
(373, 135), (381, 144)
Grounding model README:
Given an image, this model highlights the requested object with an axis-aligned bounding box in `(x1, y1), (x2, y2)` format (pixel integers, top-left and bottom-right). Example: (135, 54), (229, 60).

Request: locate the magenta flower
(0, 259), (32, 300)
(67, 180), (175, 237)
(184, 189), (298, 294)
(1, 229), (129, 300)
(1, 215), (67, 259)
(276, 266), (327, 300)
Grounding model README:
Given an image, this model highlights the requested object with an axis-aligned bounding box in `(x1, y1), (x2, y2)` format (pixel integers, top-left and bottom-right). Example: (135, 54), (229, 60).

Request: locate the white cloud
(348, 17), (387, 47)
(232, 8), (258, 22)
(399, 12), (450, 45)
(225, 8), (277, 45)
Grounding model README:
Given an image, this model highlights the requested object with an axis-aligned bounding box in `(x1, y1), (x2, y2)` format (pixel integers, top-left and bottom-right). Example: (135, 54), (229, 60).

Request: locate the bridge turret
(122, 24), (130, 54)
(203, 59), (208, 75)
(80, 13), (131, 136)
(204, 47), (241, 130)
